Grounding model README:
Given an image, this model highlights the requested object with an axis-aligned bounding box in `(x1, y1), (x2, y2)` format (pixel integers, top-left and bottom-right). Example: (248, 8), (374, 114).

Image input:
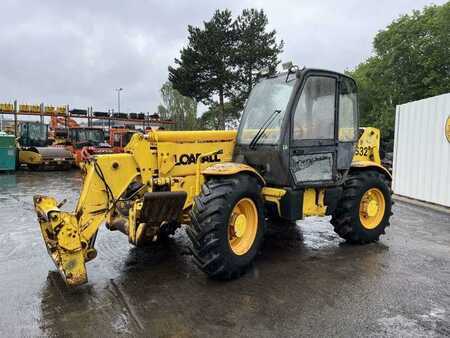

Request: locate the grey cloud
(0, 0), (445, 114)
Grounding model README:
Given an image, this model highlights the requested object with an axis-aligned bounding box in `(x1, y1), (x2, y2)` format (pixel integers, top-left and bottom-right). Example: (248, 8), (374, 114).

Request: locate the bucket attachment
(33, 195), (87, 286)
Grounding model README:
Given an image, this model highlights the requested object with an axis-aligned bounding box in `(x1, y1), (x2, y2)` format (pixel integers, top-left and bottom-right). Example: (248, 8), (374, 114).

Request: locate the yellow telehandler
(34, 67), (392, 286)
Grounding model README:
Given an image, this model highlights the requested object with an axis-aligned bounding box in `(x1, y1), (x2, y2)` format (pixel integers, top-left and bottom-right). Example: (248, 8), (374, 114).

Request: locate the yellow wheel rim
(359, 188), (386, 230)
(228, 198), (258, 256)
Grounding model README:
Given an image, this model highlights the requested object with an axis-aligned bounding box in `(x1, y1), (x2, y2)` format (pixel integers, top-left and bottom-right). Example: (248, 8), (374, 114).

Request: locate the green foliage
(169, 8), (283, 129)
(349, 3), (450, 150)
(233, 9), (283, 107)
(157, 104), (169, 120)
(169, 10), (235, 129)
(159, 81), (198, 130)
(198, 101), (241, 130)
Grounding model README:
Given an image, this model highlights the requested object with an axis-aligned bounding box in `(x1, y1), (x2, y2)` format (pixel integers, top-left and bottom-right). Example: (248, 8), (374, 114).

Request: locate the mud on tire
(331, 170), (393, 244)
(187, 174), (265, 279)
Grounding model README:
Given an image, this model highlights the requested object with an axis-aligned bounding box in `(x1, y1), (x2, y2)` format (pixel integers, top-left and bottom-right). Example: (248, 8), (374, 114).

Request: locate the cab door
(289, 73), (338, 186)
(336, 76), (358, 170)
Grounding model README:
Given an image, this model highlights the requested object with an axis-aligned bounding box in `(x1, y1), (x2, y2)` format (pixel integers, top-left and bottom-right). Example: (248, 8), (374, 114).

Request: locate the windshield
(21, 123), (48, 146)
(70, 129), (104, 145)
(27, 124), (47, 142)
(238, 76), (294, 145)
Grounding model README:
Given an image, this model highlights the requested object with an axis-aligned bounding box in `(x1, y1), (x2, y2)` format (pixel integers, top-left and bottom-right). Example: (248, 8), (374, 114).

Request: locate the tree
(198, 101), (241, 130)
(169, 8), (283, 129)
(349, 3), (450, 150)
(159, 81), (197, 130)
(233, 9), (283, 107)
(157, 104), (169, 120)
(169, 10), (236, 129)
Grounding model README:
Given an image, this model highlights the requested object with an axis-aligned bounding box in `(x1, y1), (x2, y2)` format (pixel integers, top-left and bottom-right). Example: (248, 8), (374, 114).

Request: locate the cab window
(293, 76), (336, 140)
(113, 133), (121, 147)
(238, 76), (294, 145)
(339, 77), (358, 141)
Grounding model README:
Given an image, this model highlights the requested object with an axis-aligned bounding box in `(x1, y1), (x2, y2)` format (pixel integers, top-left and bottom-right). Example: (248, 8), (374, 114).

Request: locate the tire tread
(189, 175), (264, 279)
(331, 170), (392, 244)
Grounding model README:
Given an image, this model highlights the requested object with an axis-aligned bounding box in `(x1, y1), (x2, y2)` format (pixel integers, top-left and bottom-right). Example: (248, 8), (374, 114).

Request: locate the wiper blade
(249, 109), (281, 149)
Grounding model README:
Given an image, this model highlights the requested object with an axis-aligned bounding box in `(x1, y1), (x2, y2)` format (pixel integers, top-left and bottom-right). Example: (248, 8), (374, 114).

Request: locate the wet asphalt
(0, 170), (448, 337)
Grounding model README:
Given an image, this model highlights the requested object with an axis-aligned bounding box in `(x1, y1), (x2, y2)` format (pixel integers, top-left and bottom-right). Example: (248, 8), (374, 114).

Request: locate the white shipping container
(393, 93), (450, 207)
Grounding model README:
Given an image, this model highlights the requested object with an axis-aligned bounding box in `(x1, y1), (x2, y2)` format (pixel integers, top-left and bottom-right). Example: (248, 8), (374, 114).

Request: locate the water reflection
(30, 170), (390, 337)
(0, 172), (17, 189)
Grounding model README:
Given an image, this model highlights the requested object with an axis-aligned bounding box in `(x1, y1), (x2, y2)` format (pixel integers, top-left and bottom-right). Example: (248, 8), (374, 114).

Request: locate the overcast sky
(0, 0), (445, 115)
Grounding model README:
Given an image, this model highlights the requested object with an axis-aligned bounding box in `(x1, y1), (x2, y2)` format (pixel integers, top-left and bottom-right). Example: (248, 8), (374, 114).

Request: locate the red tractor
(60, 127), (112, 166)
(109, 128), (138, 153)
(50, 116), (113, 166)
(69, 127), (112, 165)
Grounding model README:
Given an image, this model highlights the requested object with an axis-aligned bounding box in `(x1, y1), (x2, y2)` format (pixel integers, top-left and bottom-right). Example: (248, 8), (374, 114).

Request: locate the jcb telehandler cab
(34, 67), (392, 286)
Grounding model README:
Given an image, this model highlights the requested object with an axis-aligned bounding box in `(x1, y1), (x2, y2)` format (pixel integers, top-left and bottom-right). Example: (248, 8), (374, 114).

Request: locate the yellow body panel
(262, 187), (327, 219)
(146, 130), (237, 143)
(353, 127), (381, 165)
(303, 188), (327, 217)
(352, 127), (391, 179)
(262, 187), (286, 215)
(351, 160), (392, 179)
(19, 150), (42, 164)
(202, 162), (266, 184)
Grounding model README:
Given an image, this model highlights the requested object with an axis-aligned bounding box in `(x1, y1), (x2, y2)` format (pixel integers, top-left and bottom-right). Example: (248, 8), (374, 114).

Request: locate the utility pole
(14, 100), (17, 136)
(115, 88), (123, 114)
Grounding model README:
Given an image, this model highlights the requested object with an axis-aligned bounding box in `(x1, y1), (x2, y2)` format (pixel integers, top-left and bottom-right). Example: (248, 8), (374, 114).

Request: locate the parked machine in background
(65, 127), (112, 166)
(17, 122), (74, 170)
(49, 116), (112, 166)
(34, 67), (393, 287)
(109, 128), (138, 153)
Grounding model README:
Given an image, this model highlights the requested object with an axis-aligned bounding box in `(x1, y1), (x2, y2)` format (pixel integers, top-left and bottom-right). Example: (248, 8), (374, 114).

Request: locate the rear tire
(331, 170), (392, 244)
(188, 174), (265, 280)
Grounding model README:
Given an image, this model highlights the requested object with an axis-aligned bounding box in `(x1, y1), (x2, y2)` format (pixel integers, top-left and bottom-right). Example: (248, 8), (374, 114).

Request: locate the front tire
(187, 174), (265, 280)
(331, 170), (392, 244)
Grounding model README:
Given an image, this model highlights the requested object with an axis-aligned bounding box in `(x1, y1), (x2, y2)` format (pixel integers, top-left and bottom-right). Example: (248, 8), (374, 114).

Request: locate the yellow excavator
(34, 67), (392, 286)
